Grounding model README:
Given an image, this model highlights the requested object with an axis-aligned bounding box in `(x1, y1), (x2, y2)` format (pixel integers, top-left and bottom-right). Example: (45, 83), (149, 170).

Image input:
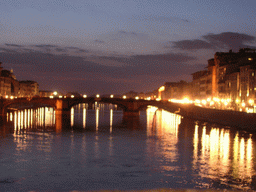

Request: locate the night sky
(1, 0), (256, 95)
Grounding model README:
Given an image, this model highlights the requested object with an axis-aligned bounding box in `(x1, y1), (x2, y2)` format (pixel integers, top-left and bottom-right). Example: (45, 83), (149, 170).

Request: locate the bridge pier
(55, 109), (71, 132)
(123, 110), (140, 117)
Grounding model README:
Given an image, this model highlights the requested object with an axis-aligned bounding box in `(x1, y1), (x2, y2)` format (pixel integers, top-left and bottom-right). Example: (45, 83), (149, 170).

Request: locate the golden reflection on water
(110, 108), (113, 133)
(69, 103), (115, 131)
(193, 123), (254, 186)
(96, 108), (99, 132)
(146, 107), (255, 187)
(146, 106), (180, 138)
(9, 107), (55, 134)
(83, 107), (86, 129)
(7, 108), (55, 153)
(146, 106), (181, 172)
(71, 107), (74, 127)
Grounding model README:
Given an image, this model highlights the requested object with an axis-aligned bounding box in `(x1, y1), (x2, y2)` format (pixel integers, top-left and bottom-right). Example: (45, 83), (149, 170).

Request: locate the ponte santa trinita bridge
(1, 96), (256, 132)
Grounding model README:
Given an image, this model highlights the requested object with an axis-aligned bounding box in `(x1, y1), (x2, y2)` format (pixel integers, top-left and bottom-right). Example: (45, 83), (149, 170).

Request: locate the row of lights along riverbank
(4, 91), (255, 113)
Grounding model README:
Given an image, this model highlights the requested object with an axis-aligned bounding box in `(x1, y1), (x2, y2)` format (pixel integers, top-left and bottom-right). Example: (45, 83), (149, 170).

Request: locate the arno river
(0, 103), (256, 191)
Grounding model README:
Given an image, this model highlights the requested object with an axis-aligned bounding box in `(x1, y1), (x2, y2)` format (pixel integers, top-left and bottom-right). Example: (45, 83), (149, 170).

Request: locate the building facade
(0, 62), (39, 98)
(190, 48), (256, 111)
(19, 81), (39, 97)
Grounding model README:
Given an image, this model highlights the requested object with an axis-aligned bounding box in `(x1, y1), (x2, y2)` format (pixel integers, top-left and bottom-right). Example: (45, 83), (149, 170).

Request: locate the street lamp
(249, 99), (254, 105)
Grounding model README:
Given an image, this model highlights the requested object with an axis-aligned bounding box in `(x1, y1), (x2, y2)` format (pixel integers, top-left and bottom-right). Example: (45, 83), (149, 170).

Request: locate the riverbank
(176, 104), (256, 133)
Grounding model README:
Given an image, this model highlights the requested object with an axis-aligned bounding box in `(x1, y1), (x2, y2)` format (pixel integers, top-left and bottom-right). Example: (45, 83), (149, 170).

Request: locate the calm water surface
(0, 103), (256, 191)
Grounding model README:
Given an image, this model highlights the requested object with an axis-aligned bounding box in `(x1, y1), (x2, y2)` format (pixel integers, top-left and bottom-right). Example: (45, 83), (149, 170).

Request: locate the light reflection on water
(0, 104), (256, 190)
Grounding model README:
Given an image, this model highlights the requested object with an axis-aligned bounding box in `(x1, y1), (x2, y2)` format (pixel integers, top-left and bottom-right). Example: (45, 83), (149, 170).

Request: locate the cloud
(55, 48), (66, 52)
(172, 32), (256, 51)
(5, 43), (23, 47)
(0, 48), (18, 53)
(0, 48), (201, 79)
(203, 32), (256, 51)
(0, 40), (204, 94)
(34, 44), (58, 48)
(65, 46), (90, 53)
(172, 40), (213, 50)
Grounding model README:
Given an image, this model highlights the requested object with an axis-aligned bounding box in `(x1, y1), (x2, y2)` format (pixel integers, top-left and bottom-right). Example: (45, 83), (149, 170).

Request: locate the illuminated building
(19, 80), (39, 97)
(189, 48), (256, 111)
(191, 70), (211, 100)
(158, 81), (189, 100)
(0, 62), (19, 97)
(39, 90), (53, 97)
(0, 62), (40, 98)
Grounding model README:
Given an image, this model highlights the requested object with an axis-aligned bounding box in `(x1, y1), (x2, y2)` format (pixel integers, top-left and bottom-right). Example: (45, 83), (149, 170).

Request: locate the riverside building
(0, 62), (39, 98)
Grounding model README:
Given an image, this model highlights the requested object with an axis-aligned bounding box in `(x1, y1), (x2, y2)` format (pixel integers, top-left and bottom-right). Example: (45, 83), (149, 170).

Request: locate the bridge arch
(65, 99), (128, 112)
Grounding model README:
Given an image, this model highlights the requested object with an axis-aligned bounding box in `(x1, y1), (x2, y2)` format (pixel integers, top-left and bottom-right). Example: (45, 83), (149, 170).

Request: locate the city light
(182, 97), (190, 104)
(135, 96), (139, 100)
(96, 94), (100, 98)
(83, 94), (87, 98)
(71, 95), (75, 98)
(53, 91), (58, 96)
(49, 95), (54, 99)
(158, 86), (165, 92)
(201, 100), (207, 105)
(249, 99), (254, 105)
(110, 94), (114, 98)
(123, 95), (127, 99)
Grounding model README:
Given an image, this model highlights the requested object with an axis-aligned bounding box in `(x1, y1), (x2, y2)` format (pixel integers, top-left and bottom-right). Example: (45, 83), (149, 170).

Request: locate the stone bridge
(0, 97), (183, 116)
(2, 97), (256, 132)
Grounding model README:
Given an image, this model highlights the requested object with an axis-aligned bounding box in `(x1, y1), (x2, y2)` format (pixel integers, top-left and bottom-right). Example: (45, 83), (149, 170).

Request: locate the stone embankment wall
(178, 104), (256, 132)
(159, 102), (256, 132)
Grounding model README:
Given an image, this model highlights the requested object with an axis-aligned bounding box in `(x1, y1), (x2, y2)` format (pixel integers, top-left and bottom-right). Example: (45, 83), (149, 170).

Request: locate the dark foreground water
(0, 103), (256, 191)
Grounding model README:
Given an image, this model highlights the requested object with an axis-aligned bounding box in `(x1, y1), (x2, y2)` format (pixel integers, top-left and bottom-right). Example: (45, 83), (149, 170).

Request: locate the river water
(0, 103), (256, 191)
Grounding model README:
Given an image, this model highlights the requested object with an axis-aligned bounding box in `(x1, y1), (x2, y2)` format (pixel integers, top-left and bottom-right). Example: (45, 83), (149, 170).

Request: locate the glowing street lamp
(71, 95), (75, 98)
(83, 94), (87, 98)
(123, 95), (127, 99)
(249, 99), (254, 105)
(96, 94), (100, 98)
(53, 91), (58, 96)
(201, 100), (207, 105)
(110, 94), (114, 98)
(135, 96), (139, 100)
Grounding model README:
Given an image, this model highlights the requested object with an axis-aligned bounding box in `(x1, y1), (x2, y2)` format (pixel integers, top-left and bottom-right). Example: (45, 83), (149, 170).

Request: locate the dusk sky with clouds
(0, 0), (256, 95)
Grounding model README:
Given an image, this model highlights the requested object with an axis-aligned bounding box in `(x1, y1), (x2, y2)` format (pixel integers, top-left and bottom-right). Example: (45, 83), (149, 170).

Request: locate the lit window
(248, 58), (253, 61)
(252, 72), (255, 76)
